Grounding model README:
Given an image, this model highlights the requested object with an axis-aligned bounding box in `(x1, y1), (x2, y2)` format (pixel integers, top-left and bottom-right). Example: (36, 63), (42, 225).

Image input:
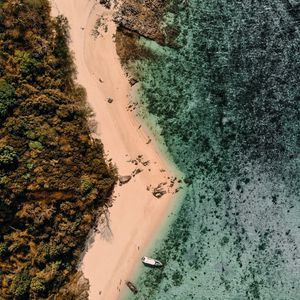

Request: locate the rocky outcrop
(129, 78), (138, 86)
(152, 183), (167, 198)
(119, 175), (132, 185)
(99, 0), (111, 9)
(113, 0), (180, 47)
(115, 26), (155, 65)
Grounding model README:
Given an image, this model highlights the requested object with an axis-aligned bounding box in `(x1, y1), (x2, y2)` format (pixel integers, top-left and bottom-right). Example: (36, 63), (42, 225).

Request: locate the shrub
(28, 141), (43, 150)
(0, 242), (8, 258)
(9, 271), (31, 298)
(0, 146), (18, 169)
(30, 276), (46, 294)
(0, 79), (16, 120)
(14, 50), (42, 76)
(24, 0), (44, 9)
(80, 175), (93, 195)
(0, 175), (8, 186)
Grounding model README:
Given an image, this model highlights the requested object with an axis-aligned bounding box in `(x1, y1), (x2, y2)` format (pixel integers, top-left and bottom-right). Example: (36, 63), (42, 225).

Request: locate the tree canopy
(0, 0), (116, 298)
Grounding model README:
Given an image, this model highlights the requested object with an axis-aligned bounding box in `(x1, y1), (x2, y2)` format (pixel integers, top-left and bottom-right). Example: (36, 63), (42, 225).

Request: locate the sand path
(51, 1), (180, 299)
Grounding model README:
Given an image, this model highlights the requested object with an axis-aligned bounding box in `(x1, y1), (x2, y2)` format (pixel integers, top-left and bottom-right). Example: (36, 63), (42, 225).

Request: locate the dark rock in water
(107, 97), (113, 103)
(119, 175), (132, 185)
(288, 0), (300, 8)
(183, 177), (192, 186)
(129, 78), (138, 86)
(99, 0), (111, 9)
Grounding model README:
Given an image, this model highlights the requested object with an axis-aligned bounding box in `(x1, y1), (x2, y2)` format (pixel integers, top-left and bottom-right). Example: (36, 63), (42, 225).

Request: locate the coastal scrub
(0, 0), (115, 298)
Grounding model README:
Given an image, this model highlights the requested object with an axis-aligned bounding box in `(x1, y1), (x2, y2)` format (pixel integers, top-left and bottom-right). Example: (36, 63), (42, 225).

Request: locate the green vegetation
(28, 141), (43, 150)
(0, 0), (116, 298)
(0, 146), (18, 169)
(0, 79), (16, 120)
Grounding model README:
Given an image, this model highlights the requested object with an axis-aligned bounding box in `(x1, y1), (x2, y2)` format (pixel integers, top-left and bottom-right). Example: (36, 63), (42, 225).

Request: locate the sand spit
(51, 1), (182, 299)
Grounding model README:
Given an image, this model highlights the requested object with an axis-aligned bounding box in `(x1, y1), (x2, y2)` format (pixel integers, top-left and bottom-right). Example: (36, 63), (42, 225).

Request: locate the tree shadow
(96, 206), (113, 242)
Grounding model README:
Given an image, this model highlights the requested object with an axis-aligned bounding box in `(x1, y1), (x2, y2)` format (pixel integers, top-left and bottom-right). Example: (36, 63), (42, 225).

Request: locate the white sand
(51, 1), (182, 299)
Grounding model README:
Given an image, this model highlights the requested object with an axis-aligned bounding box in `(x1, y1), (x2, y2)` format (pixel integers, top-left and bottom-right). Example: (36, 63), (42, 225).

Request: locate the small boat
(126, 281), (138, 294)
(141, 256), (163, 267)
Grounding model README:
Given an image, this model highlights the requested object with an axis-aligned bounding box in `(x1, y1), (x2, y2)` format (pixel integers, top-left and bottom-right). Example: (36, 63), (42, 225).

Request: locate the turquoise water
(127, 1), (300, 299)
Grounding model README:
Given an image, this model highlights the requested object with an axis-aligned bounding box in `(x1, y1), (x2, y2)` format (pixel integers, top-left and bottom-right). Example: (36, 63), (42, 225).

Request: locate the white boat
(141, 256), (163, 267)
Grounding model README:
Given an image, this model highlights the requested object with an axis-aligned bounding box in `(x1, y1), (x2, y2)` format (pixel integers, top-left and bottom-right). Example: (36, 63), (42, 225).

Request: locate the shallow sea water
(126, 1), (300, 299)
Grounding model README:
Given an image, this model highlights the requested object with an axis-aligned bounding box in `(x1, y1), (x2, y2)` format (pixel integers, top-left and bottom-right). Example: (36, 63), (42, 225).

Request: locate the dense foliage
(0, 0), (115, 298)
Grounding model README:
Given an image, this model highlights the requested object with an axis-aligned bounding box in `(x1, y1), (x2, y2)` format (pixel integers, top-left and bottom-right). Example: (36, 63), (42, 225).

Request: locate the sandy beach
(51, 1), (181, 299)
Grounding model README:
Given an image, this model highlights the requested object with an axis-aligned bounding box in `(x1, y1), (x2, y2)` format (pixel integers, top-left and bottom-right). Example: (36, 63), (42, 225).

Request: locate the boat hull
(141, 256), (163, 267)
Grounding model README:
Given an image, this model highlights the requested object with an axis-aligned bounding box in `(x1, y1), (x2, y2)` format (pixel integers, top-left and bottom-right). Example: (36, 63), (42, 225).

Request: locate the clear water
(127, 1), (300, 299)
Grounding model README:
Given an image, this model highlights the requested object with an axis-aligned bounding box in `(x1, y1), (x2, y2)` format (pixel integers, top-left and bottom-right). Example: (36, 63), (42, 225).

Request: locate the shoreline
(122, 187), (186, 300)
(50, 1), (185, 299)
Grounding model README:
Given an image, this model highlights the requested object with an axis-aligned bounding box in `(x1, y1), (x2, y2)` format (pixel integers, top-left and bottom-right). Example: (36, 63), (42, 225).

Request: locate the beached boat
(141, 256), (163, 267)
(126, 281), (138, 294)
